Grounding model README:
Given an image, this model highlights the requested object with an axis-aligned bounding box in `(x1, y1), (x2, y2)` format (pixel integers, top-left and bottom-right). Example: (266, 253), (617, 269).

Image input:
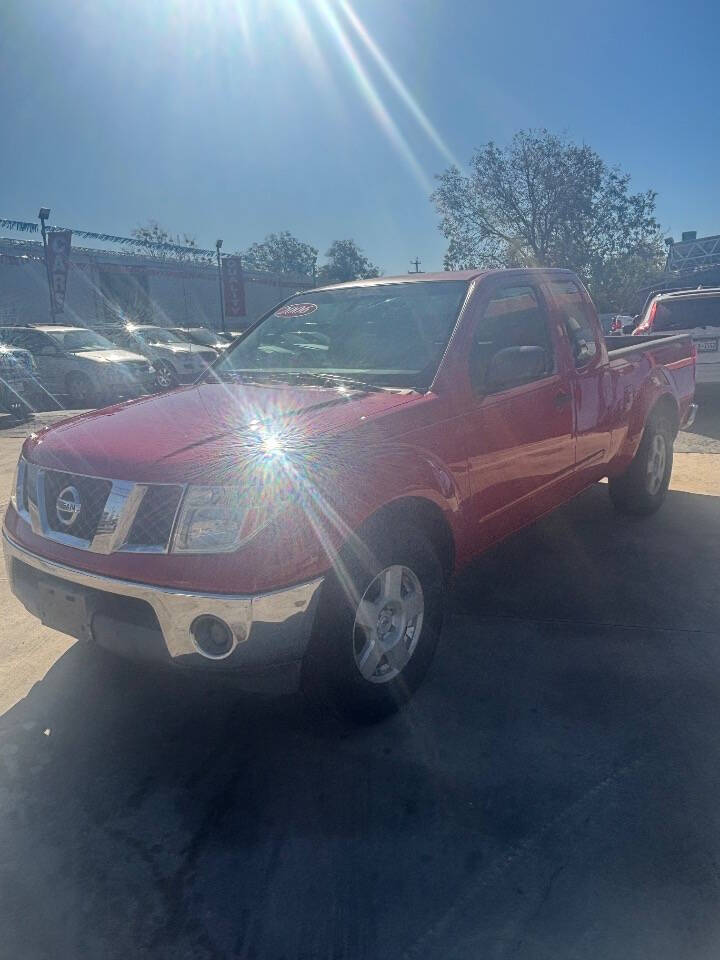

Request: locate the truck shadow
(1, 485), (720, 959)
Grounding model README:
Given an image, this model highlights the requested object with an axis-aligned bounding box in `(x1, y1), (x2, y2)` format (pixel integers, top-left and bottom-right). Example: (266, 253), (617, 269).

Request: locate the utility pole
(409, 257), (422, 274)
(38, 207), (56, 323)
(216, 239), (226, 334)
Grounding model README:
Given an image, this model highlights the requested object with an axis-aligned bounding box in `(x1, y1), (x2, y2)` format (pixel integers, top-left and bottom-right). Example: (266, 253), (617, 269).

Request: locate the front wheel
(609, 414), (674, 516)
(154, 361), (178, 390)
(302, 521), (445, 722)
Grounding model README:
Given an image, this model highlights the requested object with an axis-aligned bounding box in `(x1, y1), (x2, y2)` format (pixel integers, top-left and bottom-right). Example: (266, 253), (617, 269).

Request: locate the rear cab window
(653, 297), (720, 332)
(547, 279), (600, 366)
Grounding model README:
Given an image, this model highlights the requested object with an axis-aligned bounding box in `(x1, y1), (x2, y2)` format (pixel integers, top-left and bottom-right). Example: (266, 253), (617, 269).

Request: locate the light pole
(38, 207), (56, 323)
(216, 239), (226, 334)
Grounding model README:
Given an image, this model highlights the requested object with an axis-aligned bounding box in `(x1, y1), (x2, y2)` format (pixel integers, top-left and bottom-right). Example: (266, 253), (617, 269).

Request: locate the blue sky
(2, 0), (719, 275)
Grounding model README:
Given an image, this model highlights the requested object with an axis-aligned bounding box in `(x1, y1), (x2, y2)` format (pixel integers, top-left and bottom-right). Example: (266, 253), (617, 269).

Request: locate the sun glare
(167, 0), (451, 192)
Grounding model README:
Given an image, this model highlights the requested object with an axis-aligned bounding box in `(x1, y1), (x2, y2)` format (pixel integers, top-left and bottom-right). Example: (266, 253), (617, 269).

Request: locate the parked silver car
(0, 325), (156, 407)
(107, 324), (219, 389)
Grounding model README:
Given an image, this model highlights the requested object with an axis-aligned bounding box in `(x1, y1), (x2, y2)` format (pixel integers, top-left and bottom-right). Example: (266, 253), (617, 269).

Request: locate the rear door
(653, 296), (720, 382)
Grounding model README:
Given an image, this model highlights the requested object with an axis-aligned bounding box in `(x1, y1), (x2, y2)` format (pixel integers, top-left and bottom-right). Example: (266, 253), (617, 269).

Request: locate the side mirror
(485, 346), (548, 392)
(622, 322), (636, 335)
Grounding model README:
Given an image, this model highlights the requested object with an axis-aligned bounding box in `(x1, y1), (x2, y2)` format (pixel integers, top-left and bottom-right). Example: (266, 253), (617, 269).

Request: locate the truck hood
(25, 381), (420, 482)
(70, 349), (149, 365)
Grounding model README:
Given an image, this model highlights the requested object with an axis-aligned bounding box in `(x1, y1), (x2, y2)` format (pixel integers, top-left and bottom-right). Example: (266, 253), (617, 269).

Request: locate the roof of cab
(308, 266), (581, 293)
(655, 287), (720, 301)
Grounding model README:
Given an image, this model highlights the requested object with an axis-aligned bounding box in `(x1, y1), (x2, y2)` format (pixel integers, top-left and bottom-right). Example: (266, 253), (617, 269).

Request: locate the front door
(462, 280), (576, 547)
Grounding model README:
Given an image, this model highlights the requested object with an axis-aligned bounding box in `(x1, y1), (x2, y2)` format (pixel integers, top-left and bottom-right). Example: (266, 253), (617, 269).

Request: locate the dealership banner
(221, 256), (246, 317)
(46, 230), (72, 314)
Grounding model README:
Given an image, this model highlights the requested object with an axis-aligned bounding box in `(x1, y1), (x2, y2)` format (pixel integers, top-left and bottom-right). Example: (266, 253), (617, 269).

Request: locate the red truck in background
(3, 268), (697, 720)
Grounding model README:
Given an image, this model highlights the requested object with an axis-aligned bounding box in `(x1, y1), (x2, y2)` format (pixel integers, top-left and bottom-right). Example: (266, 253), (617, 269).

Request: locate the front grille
(43, 470), (112, 541)
(125, 485), (183, 548)
(18, 460), (185, 554)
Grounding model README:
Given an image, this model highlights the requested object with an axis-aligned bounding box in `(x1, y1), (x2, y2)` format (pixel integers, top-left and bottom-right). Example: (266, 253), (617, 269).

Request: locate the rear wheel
(302, 521), (445, 722)
(609, 413), (674, 516)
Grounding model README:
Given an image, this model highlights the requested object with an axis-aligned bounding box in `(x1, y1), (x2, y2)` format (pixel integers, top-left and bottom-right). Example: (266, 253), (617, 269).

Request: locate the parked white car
(107, 324), (219, 390)
(635, 288), (720, 383)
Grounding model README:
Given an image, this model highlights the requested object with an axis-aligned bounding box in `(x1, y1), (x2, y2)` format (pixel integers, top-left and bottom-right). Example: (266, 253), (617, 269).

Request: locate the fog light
(190, 615), (235, 659)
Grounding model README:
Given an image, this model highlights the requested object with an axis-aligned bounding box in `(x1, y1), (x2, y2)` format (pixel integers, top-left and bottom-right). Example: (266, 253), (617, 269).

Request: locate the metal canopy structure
(667, 234), (720, 272)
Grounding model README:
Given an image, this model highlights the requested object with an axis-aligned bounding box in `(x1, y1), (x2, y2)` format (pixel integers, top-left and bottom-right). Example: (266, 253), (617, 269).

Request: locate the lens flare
(310, 0), (432, 193)
(337, 0), (460, 169)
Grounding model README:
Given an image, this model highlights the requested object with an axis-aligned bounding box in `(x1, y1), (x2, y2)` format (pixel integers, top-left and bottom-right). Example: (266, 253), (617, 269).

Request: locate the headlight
(171, 485), (283, 554)
(10, 455), (25, 512)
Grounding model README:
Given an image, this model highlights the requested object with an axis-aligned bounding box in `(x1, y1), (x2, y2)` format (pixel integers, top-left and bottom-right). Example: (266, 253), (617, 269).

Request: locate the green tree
(130, 221), (211, 262)
(431, 129), (665, 311)
(244, 231), (318, 278)
(316, 239), (381, 284)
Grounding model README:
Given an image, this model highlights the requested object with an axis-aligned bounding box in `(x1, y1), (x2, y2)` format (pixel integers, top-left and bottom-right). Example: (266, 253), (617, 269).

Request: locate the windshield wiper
(208, 370), (408, 392)
(261, 371), (396, 393)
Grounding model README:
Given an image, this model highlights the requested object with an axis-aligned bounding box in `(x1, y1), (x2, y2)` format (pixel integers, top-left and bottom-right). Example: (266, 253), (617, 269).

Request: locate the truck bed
(606, 333), (691, 357)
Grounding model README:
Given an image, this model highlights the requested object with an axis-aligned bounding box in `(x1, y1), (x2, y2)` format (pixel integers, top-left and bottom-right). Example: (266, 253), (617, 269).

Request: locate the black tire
(608, 413), (674, 516)
(66, 372), (98, 408)
(302, 520), (445, 723)
(155, 361), (178, 391)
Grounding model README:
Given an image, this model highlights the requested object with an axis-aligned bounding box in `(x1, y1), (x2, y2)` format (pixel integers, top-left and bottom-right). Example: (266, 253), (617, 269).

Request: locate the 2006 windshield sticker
(275, 303), (318, 318)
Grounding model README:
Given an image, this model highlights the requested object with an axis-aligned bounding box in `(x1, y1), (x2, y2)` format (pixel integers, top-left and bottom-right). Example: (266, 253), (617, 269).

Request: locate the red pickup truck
(3, 269), (696, 720)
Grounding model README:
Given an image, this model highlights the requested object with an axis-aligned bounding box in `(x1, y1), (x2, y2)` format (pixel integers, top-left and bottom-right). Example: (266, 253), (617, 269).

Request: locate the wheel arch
(354, 495), (456, 583)
(648, 391), (680, 436)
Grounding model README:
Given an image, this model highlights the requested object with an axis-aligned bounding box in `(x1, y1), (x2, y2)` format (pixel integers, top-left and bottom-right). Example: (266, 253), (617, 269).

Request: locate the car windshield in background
(653, 298), (720, 331)
(48, 330), (117, 352)
(214, 281), (469, 389)
(134, 327), (185, 345)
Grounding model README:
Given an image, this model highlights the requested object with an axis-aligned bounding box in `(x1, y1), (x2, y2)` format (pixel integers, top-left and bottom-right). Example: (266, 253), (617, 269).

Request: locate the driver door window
(471, 285), (554, 393)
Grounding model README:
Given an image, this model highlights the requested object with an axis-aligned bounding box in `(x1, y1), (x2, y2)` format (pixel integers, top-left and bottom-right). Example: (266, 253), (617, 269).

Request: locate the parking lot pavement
(1, 409), (719, 958)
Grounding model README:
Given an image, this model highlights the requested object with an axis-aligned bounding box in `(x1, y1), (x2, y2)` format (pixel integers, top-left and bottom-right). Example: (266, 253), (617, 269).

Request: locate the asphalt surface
(1, 392), (720, 959)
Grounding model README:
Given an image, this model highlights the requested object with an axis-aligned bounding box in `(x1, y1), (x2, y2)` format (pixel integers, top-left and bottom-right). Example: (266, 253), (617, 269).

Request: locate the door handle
(554, 391), (571, 408)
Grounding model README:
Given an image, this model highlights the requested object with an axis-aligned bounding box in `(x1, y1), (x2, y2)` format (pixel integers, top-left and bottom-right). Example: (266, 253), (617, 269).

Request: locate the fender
(614, 366), (678, 472)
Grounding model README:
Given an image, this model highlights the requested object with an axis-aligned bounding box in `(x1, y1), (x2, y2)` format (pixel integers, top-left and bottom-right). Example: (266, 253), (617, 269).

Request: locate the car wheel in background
(66, 372), (98, 409)
(609, 413), (674, 516)
(154, 361), (178, 390)
(302, 520), (445, 723)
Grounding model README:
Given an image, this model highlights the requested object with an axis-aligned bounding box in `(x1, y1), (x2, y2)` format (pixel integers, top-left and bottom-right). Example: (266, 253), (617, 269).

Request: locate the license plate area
(696, 338), (718, 353)
(36, 575), (97, 640)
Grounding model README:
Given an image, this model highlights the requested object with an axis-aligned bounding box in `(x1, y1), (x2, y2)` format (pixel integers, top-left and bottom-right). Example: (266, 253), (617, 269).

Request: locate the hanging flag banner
(46, 230), (72, 314)
(221, 256), (246, 317)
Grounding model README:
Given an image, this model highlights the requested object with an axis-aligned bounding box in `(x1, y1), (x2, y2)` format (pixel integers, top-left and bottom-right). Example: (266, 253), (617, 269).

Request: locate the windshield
(132, 327), (185, 345)
(48, 329), (117, 352)
(213, 281), (468, 389)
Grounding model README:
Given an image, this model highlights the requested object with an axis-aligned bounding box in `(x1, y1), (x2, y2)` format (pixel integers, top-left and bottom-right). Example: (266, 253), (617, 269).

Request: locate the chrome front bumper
(3, 529), (323, 676)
